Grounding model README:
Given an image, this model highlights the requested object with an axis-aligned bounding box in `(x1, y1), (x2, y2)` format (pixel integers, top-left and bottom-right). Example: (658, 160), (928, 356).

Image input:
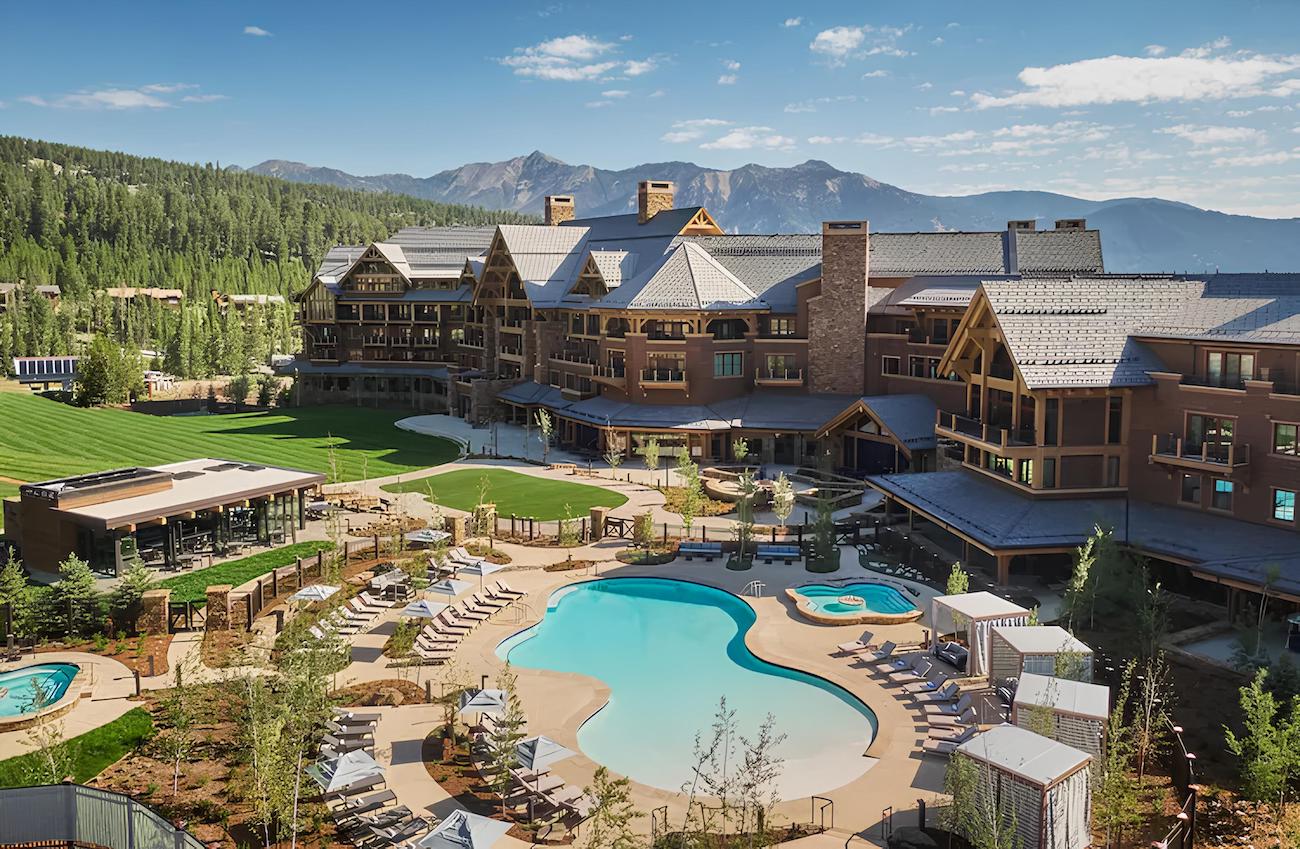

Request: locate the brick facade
(808, 221), (870, 394)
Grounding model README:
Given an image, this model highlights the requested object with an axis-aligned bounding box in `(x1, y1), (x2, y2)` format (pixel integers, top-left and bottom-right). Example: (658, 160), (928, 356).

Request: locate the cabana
(989, 626), (1094, 686)
(955, 724), (1092, 849)
(1012, 673), (1109, 763)
(930, 592), (1031, 677)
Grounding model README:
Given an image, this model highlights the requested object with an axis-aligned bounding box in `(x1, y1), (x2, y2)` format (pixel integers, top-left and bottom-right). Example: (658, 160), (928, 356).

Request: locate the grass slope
(383, 468), (626, 521)
(0, 707), (154, 788)
(0, 394), (460, 484)
(155, 541), (335, 604)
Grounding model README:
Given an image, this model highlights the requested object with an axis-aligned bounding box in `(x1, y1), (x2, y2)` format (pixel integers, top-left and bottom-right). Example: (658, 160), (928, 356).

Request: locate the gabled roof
(677, 235), (821, 313)
(1136, 273), (1300, 344)
(494, 224), (590, 307)
(587, 250), (639, 289)
(816, 394), (939, 453)
(871, 232), (1008, 276)
(564, 207), (713, 241)
(596, 242), (766, 311)
(315, 227), (496, 283)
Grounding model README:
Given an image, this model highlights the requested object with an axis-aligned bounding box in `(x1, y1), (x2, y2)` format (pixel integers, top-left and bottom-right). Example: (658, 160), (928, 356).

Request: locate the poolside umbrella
(412, 809), (511, 849)
(515, 735), (574, 773)
(406, 528), (450, 546)
(401, 599), (449, 619)
(428, 578), (472, 598)
(305, 749), (384, 793)
(457, 688), (507, 717)
(289, 584), (339, 604)
(459, 560), (505, 587)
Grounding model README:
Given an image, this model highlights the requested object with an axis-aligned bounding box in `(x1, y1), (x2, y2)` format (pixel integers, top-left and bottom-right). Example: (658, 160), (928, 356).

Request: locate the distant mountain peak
(244, 154), (1300, 273)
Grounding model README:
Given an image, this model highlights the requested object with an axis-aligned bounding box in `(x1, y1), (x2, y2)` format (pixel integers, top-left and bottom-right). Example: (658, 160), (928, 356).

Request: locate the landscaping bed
(464, 541), (513, 564)
(37, 633), (173, 677)
(155, 541), (336, 604)
(542, 559), (595, 573)
(660, 485), (732, 517)
(0, 707), (155, 789)
(616, 547), (676, 565)
(332, 678), (431, 707)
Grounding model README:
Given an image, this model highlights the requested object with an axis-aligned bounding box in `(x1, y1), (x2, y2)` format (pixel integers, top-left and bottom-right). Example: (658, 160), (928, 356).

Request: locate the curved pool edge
(496, 575), (883, 792)
(783, 585), (924, 626)
(0, 663), (86, 733)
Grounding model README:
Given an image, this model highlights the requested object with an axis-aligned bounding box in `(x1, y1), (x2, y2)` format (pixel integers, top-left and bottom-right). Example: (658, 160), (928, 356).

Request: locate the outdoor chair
(493, 580), (526, 599)
(933, 640), (969, 671)
(927, 707), (977, 730)
(331, 789), (396, 819)
(924, 693), (974, 717)
(921, 730), (979, 757)
(913, 681), (961, 703)
(886, 658), (934, 685)
(451, 604), (490, 622)
(835, 630), (876, 656)
(488, 582), (525, 602)
(449, 546), (486, 567)
(472, 591), (508, 610)
(902, 675), (952, 696)
(927, 724), (980, 745)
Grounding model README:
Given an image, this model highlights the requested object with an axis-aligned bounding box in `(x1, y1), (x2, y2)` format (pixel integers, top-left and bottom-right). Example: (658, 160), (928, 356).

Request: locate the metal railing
(754, 368), (803, 383)
(594, 364), (626, 379)
(1151, 433), (1250, 466)
(1180, 373), (1246, 390)
(741, 580), (766, 598)
(641, 368), (687, 383)
(937, 412), (1036, 447)
(0, 783), (205, 849)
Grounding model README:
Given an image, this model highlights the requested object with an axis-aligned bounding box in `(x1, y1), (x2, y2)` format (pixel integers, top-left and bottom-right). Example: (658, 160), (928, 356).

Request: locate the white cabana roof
(289, 584), (339, 603)
(994, 626), (1092, 656)
(956, 724), (1092, 788)
(412, 809), (511, 849)
(429, 578), (473, 597)
(460, 561), (505, 578)
(931, 592), (1031, 677)
(515, 735), (575, 773)
(935, 591), (1030, 621)
(306, 749), (384, 793)
(402, 599), (449, 619)
(1014, 673), (1109, 721)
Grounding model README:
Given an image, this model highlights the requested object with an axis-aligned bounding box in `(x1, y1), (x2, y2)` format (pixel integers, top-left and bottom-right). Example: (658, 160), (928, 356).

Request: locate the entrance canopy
(931, 592), (1031, 677)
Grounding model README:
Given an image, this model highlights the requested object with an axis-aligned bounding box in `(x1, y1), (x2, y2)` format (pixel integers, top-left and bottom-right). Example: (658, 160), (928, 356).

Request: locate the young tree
(1131, 653), (1173, 787)
(633, 510), (656, 550)
(771, 471), (794, 529)
(51, 554), (102, 638)
(675, 453), (703, 540)
(1135, 580), (1171, 661)
(947, 562), (970, 596)
(738, 713), (787, 843)
(485, 665), (527, 814)
(226, 373), (251, 410)
(558, 504), (580, 547)
(108, 558), (156, 633)
(731, 470), (758, 566)
(603, 431), (625, 475)
(0, 550), (33, 638)
(809, 487), (837, 570)
(535, 409), (554, 464)
(1095, 662), (1142, 848)
(945, 753), (1020, 849)
(19, 683), (78, 785)
(159, 659), (198, 794)
(472, 473), (493, 536)
(581, 767), (643, 849)
(74, 333), (133, 406)
(731, 437), (750, 464)
(255, 373), (278, 407)
(1224, 668), (1300, 803)
(642, 437), (661, 482)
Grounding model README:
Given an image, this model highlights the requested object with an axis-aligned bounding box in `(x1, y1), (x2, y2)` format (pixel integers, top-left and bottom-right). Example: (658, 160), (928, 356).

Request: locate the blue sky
(3, 0), (1300, 216)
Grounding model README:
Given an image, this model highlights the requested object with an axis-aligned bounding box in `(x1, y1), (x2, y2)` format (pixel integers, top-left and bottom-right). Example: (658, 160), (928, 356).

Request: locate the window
(548, 370), (560, 388)
(764, 354), (796, 377)
(1016, 460), (1033, 485)
(1043, 458), (1057, 489)
(1187, 414), (1235, 463)
(1212, 478), (1234, 511)
(1206, 351), (1254, 388)
(881, 356), (900, 375)
(1180, 474), (1201, 505)
(714, 352), (743, 377)
(1274, 423), (1298, 456)
(1275, 489), (1297, 523)
(1107, 396), (1123, 445)
(1106, 456), (1120, 488)
(763, 317), (795, 337)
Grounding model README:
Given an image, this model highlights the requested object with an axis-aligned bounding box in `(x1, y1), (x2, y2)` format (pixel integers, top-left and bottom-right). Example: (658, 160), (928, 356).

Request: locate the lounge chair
(356, 591), (394, 609)
(331, 788), (396, 818)
(449, 546), (486, 567)
(333, 709), (382, 723)
(928, 724), (979, 745)
(367, 816), (429, 847)
(461, 597), (499, 617)
(451, 604), (490, 622)
(493, 580), (526, 599)
(486, 583), (524, 604)
(434, 613), (474, 633)
(414, 645), (454, 663)
(922, 730), (979, 757)
(868, 651), (916, 676)
(903, 675), (952, 696)
(418, 627), (460, 645)
(322, 732), (373, 753)
(886, 657), (934, 685)
(913, 681), (961, 703)
(928, 708), (977, 729)
(835, 631), (877, 656)
(472, 591), (508, 610)
(924, 694), (974, 717)
(323, 774), (387, 803)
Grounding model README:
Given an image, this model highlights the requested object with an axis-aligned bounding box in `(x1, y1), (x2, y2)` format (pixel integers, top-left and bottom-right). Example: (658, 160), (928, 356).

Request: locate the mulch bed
(201, 629), (257, 669)
(463, 543), (513, 564)
(542, 560), (594, 573)
(37, 633), (174, 677)
(332, 678), (432, 706)
(615, 547), (676, 565)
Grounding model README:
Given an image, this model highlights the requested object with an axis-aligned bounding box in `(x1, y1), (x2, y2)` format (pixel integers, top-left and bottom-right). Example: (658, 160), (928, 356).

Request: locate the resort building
(103, 287), (185, 307)
(0, 282), (60, 312)
(287, 182), (1103, 469)
(2, 459), (324, 575)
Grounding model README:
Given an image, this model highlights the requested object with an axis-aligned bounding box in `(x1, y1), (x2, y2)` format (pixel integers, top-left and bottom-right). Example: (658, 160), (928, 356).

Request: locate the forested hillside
(0, 136), (532, 378)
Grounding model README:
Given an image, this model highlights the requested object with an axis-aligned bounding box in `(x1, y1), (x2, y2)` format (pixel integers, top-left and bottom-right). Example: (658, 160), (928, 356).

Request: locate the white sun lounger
(927, 724), (980, 745)
(835, 631), (877, 655)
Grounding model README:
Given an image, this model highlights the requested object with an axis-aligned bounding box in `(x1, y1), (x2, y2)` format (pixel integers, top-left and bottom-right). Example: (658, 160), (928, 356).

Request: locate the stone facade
(138, 589), (171, 635)
(205, 585), (233, 631)
(449, 516), (468, 545)
(531, 319), (568, 385)
(544, 195), (575, 226)
(808, 221), (870, 394)
(637, 180), (675, 224)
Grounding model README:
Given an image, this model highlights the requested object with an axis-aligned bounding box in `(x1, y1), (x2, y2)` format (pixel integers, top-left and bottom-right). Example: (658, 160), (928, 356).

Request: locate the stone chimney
(544, 195), (575, 226)
(1054, 218), (1086, 230)
(1007, 219), (1037, 232)
(808, 221), (870, 395)
(637, 180), (674, 224)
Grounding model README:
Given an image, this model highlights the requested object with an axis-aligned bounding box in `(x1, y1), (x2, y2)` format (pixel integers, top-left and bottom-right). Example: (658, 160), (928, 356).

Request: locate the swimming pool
(785, 582), (921, 625)
(498, 578), (877, 797)
(0, 663), (79, 718)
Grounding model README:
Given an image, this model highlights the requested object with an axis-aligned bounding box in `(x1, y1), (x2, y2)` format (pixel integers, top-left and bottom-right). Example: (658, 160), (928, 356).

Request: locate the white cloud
(971, 47), (1300, 109)
(501, 34), (656, 81)
(1160, 124), (1266, 145)
(661, 118), (731, 143)
(854, 132), (896, 146)
(18, 83), (228, 110)
(807, 136), (846, 144)
(717, 74), (738, 85)
(1212, 149), (1300, 167)
(931, 37), (944, 46)
(950, 89), (965, 96)
(648, 89), (666, 98)
(928, 105), (961, 114)
(141, 83), (196, 93)
(1143, 44), (1166, 57)
(916, 81), (933, 90)
(1181, 36), (1232, 59)
(601, 89), (630, 98)
(783, 17), (802, 27)
(905, 130), (979, 148)
(784, 94), (860, 113)
(723, 59), (741, 71)
(700, 126), (796, 151)
(243, 25), (271, 37)
(180, 93), (229, 103)
(862, 70), (888, 79)
(809, 24), (910, 65)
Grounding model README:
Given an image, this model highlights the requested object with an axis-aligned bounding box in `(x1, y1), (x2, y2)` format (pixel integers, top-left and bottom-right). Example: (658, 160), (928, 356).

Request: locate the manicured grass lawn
(383, 468), (627, 520)
(155, 541), (335, 604)
(0, 394), (460, 487)
(0, 707), (154, 788)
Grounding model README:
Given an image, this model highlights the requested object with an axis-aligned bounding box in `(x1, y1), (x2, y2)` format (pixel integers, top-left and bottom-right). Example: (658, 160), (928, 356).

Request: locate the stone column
(205, 585), (233, 631)
(449, 516), (468, 545)
(139, 589), (171, 635)
(590, 507), (609, 540)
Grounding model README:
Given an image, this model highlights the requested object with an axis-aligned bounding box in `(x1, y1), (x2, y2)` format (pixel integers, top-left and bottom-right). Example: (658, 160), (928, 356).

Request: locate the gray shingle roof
(1013, 229), (1104, 274)
(316, 227), (496, 282)
(859, 394), (940, 450)
(870, 470), (1300, 594)
(596, 243), (766, 311)
(564, 207), (708, 242)
(871, 232), (1008, 276)
(676, 235), (822, 313)
(1136, 273), (1300, 344)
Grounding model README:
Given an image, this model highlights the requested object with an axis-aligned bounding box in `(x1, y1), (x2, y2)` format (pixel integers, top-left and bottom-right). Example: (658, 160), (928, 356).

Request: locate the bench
(678, 542), (723, 562)
(756, 544), (801, 565)
(548, 462), (577, 474)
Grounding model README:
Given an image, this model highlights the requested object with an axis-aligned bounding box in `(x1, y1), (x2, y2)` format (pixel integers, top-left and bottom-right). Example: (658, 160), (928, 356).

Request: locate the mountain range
(247, 152), (1300, 273)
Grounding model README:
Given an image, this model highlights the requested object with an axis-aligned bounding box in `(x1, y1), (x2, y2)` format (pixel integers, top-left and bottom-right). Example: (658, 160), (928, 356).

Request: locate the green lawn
(0, 394), (460, 486)
(0, 707), (154, 788)
(154, 541), (337, 603)
(383, 468), (627, 520)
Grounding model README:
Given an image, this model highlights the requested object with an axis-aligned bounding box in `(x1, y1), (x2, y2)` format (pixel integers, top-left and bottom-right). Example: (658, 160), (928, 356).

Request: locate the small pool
(786, 582), (921, 625)
(498, 578), (877, 797)
(0, 663), (79, 718)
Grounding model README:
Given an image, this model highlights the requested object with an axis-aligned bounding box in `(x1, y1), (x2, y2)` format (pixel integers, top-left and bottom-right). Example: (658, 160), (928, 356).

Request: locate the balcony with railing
(498, 344), (524, 361)
(593, 364), (626, 388)
(906, 329), (952, 347)
(1150, 434), (1251, 470)
(640, 368), (688, 389)
(550, 351), (596, 367)
(754, 367), (804, 386)
(935, 411), (1037, 451)
(1179, 373), (1246, 391)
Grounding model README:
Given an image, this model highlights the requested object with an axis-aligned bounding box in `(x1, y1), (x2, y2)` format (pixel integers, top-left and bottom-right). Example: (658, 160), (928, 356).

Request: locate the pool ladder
(741, 580), (766, 598)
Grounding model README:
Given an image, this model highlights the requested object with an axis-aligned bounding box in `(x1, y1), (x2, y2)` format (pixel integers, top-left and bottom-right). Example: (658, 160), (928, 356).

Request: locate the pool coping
(496, 574), (885, 792)
(784, 581), (924, 627)
(0, 662), (87, 733)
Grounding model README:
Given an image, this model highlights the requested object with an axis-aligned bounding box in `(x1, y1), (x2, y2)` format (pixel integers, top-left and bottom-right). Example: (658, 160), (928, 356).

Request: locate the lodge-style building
(287, 181), (1299, 598)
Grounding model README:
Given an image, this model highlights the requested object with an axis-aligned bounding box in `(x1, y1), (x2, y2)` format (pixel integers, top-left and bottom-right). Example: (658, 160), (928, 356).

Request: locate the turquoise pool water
(498, 578), (877, 796)
(792, 582), (917, 616)
(0, 663), (79, 717)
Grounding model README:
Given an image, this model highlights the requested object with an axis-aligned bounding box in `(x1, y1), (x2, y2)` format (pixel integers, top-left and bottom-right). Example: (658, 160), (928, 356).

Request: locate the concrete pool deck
(335, 545), (946, 844)
(0, 652), (139, 759)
